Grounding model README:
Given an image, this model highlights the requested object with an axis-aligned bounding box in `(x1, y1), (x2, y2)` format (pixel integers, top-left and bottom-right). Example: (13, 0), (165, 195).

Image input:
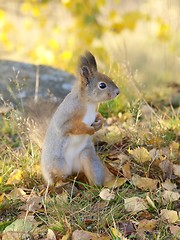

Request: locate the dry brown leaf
(46, 229), (56, 240)
(117, 153), (130, 163)
(2, 231), (22, 240)
(20, 196), (42, 212)
(159, 160), (173, 179)
(122, 161), (131, 179)
(99, 188), (115, 201)
(169, 225), (180, 237)
(124, 197), (148, 213)
(6, 169), (23, 185)
(7, 187), (27, 201)
(129, 147), (151, 163)
(72, 230), (110, 240)
(117, 221), (136, 237)
(160, 209), (179, 223)
(162, 190), (180, 203)
(173, 164), (180, 177)
(138, 219), (158, 232)
(104, 177), (127, 188)
(162, 179), (177, 191)
(149, 148), (161, 160)
(132, 174), (158, 191)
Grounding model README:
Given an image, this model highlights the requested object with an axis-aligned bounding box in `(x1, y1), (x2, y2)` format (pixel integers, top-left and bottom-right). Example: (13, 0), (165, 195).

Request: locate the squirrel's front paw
(91, 113), (104, 132)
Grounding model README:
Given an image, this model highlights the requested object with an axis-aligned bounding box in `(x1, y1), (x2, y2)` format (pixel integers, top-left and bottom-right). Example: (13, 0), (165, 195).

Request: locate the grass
(0, 100), (179, 239)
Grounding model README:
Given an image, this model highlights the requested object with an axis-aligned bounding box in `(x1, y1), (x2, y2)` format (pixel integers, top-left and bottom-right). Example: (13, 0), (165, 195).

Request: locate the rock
(0, 60), (75, 106)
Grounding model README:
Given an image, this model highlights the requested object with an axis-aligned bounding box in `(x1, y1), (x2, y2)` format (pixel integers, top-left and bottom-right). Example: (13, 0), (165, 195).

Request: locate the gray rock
(0, 60), (75, 106)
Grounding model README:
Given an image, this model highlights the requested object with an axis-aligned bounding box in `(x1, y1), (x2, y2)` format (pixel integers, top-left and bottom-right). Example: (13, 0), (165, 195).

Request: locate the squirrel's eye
(98, 82), (107, 89)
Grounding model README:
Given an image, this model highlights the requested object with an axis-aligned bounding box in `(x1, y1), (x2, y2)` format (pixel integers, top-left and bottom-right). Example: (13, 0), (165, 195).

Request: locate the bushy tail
(22, 99), (60, 148)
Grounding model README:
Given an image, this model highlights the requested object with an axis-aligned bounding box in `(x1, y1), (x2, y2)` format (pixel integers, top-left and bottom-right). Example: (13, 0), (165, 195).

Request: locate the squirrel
(28, 51), (120, 186)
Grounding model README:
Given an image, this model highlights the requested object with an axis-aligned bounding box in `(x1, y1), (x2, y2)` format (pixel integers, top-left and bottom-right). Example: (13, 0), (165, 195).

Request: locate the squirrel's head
(78, 51), (120, 103)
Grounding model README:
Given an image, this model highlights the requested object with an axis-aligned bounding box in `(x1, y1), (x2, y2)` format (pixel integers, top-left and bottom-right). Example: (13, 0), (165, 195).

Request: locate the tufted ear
(84, 51), (97, 72)
(80, 65), (91, 84)
(78, 51), (97, 85)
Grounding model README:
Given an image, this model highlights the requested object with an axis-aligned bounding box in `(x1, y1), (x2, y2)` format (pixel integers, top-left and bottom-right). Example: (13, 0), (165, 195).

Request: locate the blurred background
(0, 0), (179, 110)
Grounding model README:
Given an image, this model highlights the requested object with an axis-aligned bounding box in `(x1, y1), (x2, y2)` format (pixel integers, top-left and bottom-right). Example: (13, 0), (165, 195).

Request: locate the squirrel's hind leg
(41, 158), (68, 186)
(80, 145), (113, 186)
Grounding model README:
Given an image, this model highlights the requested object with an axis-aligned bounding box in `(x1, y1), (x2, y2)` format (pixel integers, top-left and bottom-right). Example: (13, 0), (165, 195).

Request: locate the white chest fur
(64, 103), (97, 175)
(83, 103), (97, 126)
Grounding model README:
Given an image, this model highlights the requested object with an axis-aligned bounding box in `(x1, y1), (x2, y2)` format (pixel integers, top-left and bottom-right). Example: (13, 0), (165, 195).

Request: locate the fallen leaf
(117, 221), (136, 237)
(2, 217), (38, 240)
(7, 187), (27, 201)
(124, 197), (148, 213)
(122, 161), (131, 179)
(2, 231), (22, 240)
(62, 216), (71, 240)
(170, 141), (179, 155)
(0, 193), (5, 204)
(72, 230), (110, 240)
(6, 169), (23, 185)
(169, 225), (180, 237)
(46, 229), (56, 240)
(20, 195), (42, 212)
(129, 147), (151, 163)
(104, 177), (127, 188)
(159, 160), (173, 179)
(149, 148), (161, 160)
(138, 219), (158, 232)
(162, 190), (180, 203)
(160, 209), (179, 223)
(162, 179), (177, 191)
(173, 164), (180, 177)
(132, 174), (158, 191)
(146, 195), (156, 209)
(111, 227), (128, 240)
(99, 188), (115, 201)
(117, 154), (130, 166)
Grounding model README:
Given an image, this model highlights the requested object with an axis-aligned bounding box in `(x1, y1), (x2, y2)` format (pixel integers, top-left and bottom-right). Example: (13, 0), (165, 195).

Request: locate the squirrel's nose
(115, 88), (120, 96)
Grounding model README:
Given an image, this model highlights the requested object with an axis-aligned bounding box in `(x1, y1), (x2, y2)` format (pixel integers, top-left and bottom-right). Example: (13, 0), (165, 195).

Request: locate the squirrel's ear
(80, 65), (91, 84)
(85, 51), (97, 72)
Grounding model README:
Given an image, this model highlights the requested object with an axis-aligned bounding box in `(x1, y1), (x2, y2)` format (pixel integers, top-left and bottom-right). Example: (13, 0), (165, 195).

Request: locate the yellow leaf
(132, 174), (158, 191)
(124, 197), (148, 213)
(138, 219), (158, 232)
(0, 193), (5, 204)
(0, 175), (2, 184)
(111, 227), (127, 239)
(6, 169), (23, 185)
(129, 147), (151, 163)
(160, 209), (179, 223)
(170, 141), (179, 152)
(104, 177), (127, 188)
(122, 161), (131, 179)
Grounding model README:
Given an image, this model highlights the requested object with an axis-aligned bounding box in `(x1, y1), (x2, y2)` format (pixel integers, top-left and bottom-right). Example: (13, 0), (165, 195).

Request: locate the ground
(0, 97), (179, 240)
